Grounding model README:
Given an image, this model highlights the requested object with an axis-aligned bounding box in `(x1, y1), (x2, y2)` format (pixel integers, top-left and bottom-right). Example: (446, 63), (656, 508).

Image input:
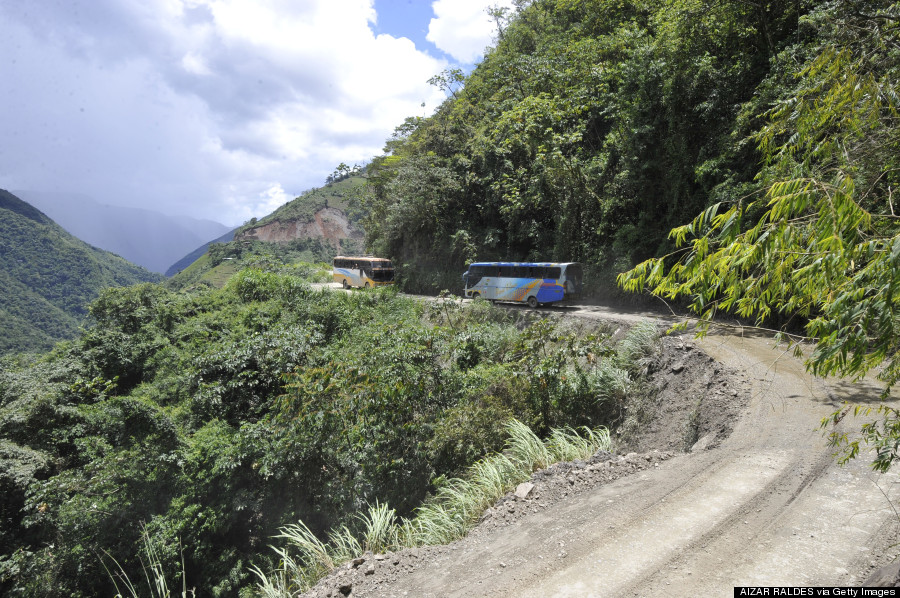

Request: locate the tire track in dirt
(515, 450), (795, 598)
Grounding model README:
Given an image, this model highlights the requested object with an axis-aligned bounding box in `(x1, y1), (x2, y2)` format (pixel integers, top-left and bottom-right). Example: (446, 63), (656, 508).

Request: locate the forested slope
(362, 0), (852, 295)
(0, 271), (658, 596)
(165, 178), (369, 289)
(0, 190), (163, 354)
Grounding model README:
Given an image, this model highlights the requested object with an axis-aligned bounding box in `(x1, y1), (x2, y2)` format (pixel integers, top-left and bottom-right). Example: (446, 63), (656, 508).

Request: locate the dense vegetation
(0, 190), (163, 355)
(0, 264), (659, 596)
(617, 1), (900, 467)
(361, 0), (825, 295)
(165, 240), (332, 291)
(361, 0), (900, 469)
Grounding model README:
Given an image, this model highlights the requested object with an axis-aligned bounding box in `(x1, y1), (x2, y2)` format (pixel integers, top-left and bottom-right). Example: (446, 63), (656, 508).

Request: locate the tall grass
(505, 419), (554, 470)
(359, 501), (401, 553)
(548, 425), (612, 462)
(102, 529), (194, 598)
(615, 321), (661, 374)
(253, 419), (611, 595)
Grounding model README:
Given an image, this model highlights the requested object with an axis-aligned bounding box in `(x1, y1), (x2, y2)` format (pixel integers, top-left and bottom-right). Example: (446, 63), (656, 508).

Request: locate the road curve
(359, 301), (900, 596)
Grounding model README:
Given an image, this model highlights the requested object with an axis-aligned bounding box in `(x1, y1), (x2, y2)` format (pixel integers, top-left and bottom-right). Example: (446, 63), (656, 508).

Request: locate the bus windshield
(333, 256), (395, 288)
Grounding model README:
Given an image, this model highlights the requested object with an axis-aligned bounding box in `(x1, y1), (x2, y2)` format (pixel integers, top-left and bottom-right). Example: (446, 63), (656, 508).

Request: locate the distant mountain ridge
(0, 189), (163, 354)
(13, 190), (231, 274)
(165, 227), (237, 277)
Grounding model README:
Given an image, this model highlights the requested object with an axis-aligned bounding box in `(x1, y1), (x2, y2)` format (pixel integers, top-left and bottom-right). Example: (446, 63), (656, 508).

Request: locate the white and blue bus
(332, 256), (395, 289)
(462, 262), (583, 308)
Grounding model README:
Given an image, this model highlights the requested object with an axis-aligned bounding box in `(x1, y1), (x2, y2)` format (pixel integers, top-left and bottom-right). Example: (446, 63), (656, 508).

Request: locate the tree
(428, 68), (465, 99)
(618, 3), (900, 470)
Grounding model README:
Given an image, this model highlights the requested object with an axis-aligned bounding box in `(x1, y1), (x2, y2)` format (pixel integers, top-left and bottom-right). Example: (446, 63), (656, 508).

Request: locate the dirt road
(304, 296), (900, 596)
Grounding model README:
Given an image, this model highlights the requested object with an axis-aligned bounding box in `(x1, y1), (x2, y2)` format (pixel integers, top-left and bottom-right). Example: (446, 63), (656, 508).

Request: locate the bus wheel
(527, 296), (539, 309)
(365, 282), (371, 289)
(342, 279), (349, 289)
(471, 292), (480, 299)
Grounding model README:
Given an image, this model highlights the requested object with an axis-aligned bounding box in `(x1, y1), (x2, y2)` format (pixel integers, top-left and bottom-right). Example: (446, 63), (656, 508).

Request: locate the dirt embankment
(235, 207), (363, 247)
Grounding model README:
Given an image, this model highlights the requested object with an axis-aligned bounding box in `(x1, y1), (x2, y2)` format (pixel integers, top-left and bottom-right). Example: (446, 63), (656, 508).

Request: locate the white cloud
(0, 0), (450, 225)
(427, 0), (514, 64)
(181, 52), (212, 76)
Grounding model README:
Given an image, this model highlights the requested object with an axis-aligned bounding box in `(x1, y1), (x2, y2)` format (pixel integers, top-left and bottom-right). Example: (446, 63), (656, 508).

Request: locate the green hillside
(165, 247), (330, 291)
(362, 0), (887, 298)
(0, 265), (658, 597)
(0, 189), (163, 354)
(164, 227), (237, 277)
(235, 175), (368, 237)
(166, 176), (369, 289)
(3, 1), (900, 596)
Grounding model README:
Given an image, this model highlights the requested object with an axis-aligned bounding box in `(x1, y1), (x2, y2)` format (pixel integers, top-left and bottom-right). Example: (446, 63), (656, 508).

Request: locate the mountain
(12, 190), (231, 274)
(164, 227), (237, 277)
(0, 189), (163, 354)
(164, 177), (368, 289)
(233, 176), (366, 248)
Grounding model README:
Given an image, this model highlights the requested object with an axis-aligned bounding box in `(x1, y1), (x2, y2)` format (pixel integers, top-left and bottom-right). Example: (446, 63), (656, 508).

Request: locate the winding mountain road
(362, 300), (900, 596)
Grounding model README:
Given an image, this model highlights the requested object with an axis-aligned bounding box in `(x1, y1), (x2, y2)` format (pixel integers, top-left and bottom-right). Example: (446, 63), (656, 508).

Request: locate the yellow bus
(332, 256), (395, 289)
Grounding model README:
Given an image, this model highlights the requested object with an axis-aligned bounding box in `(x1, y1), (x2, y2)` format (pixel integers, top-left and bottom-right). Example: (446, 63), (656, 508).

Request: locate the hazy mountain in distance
(0, 189), (163, 354)
(165, 227), (237, 277)
(13, 190), (231, 274)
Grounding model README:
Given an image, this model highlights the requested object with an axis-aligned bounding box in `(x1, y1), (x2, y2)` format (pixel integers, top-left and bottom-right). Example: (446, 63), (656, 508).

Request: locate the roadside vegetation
(253, 419), (612, 596)
(617, 3), (900, 468)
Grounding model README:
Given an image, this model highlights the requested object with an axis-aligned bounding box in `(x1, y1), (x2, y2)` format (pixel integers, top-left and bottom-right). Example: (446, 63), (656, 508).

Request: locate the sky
(0, 0), (514, 226)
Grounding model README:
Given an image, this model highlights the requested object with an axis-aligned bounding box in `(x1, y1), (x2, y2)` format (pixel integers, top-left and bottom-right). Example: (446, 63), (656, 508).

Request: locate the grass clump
(254, 419), (610, 594)
(102, 529), (194, 598)
(615, 321), (661, 374)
